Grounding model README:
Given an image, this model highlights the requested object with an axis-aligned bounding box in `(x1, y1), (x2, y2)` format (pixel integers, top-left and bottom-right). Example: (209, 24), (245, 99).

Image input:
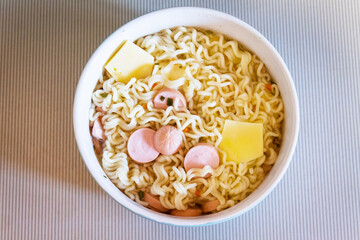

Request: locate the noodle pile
(90, 27), (284, 212)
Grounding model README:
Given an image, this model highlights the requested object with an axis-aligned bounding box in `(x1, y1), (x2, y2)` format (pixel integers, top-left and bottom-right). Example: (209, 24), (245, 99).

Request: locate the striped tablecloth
(1, 0), (359, 239)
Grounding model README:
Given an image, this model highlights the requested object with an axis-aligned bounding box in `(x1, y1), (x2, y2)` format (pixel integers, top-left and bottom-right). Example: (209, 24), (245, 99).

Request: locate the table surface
(1, 0), (359, 239)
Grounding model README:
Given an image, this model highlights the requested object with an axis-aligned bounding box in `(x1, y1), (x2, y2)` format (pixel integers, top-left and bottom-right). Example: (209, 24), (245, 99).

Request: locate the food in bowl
(89, 26), (284, 216)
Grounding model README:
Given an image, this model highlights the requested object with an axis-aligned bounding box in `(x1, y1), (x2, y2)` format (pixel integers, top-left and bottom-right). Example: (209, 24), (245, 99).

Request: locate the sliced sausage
(148, 206), (164, 213)
(127, 128), (159, 163)
(154, 125), (183, 155)
(153, 88), (187, 110)
(92, 137), (104, 155)
(170, 208), (202, 217)
(92, 118), (105, 140)
(184, 143), (220, 174)
(201, 199), (220, 213)
(144, 192), (169, 212)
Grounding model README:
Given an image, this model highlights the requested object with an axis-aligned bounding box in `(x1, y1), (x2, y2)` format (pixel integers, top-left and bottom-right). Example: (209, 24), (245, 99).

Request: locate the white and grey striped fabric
(1, 0), (359, 239)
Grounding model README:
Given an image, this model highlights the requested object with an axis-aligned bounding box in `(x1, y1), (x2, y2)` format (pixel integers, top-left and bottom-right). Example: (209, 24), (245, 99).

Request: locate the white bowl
(73, 7), (299, 226)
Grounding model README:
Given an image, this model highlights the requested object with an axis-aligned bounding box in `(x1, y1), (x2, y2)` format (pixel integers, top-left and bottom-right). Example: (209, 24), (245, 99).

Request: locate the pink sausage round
(154, 125), (183, 155)
(184, 143), (220, 173)
(92, 118), (105, 140)
(153, 88), (187, 110)
(144, 192), (169, 213)
(127, 128), (159, 163)
(201, 199), (220, 213)
(170, 208), (202, 217)
(92, 137), (104, 155)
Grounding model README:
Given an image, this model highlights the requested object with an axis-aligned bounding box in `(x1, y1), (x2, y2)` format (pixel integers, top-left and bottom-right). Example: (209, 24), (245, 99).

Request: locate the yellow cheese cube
(219, 120), (264, 163)
(105, 40), (154, 83)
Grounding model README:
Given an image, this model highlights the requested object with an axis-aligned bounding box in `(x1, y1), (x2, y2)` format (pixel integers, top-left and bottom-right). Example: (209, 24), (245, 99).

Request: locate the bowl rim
(73, 6), (299, 226)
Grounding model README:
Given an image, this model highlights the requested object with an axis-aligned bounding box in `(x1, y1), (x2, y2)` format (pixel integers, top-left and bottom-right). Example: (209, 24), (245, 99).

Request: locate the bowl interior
(73, 7), (299, 226)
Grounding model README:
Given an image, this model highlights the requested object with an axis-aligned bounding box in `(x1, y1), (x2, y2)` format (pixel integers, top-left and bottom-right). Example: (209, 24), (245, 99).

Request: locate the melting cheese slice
(168, 64), (185, 80)
(105, 41), (154, 83)
(219, 120), (264, 163)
